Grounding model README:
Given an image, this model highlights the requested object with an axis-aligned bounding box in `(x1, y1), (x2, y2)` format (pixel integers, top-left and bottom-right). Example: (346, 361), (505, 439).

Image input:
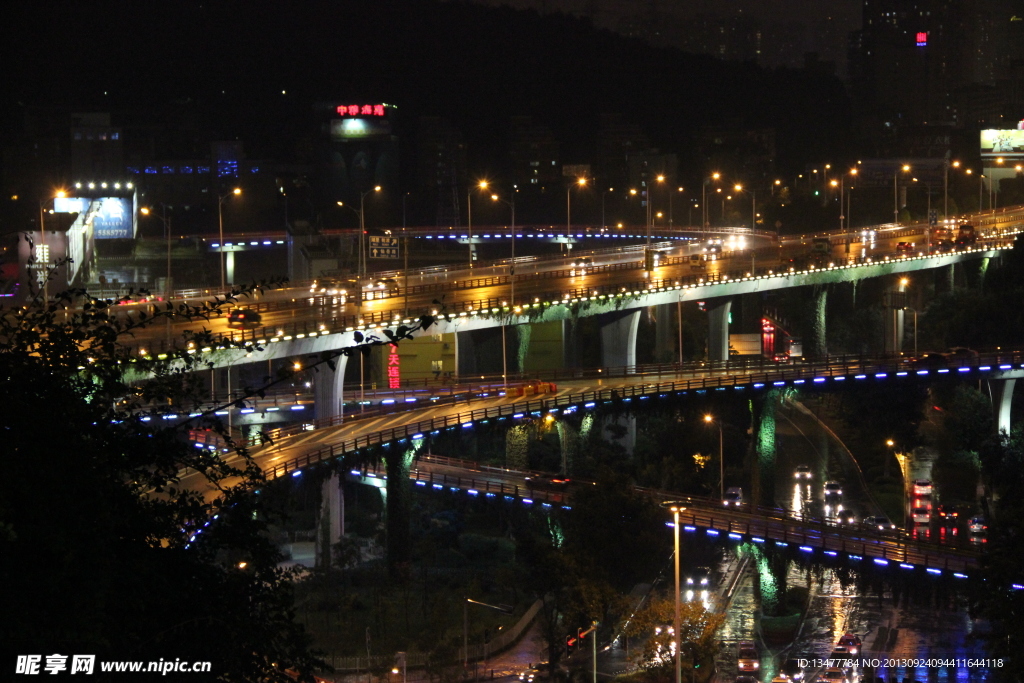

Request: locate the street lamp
(894, 164), (910, 225)
(468, 180), (488, 268)
(601, 187), (614, 231)
(217, 187), (242, 290)
(492, 191), (517, 389)
(357, 185), (381, 280)
(702, 172), (720, 230)
(944, 160), (960, 221)
(704, 414), (724, 500)
(567, 176), (587, 234)
(734, 184), (756, 232)
(140, 206), (172, 300)
(662, 501), (688, 683)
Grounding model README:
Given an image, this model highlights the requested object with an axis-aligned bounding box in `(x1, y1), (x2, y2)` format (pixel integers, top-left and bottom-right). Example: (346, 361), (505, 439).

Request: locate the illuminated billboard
(92, 198), (135, 239)
(980, 129), (1024, 159)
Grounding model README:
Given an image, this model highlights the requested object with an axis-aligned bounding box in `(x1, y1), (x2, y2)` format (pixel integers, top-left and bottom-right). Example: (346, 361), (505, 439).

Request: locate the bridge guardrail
(347, 455), (979, 570)
(129, 235), (1020, 356)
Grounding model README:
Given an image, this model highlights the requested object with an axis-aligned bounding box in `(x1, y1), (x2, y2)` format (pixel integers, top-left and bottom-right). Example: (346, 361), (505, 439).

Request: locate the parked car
(723, 487), (744, 507)
(226, 308), (262, 328)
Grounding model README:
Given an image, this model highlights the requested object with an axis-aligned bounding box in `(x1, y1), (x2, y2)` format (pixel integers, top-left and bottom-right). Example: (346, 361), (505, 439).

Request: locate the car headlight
(686, 578), (694, 584)
(701, 578), (708, 585)
(753, 663), (759, 669)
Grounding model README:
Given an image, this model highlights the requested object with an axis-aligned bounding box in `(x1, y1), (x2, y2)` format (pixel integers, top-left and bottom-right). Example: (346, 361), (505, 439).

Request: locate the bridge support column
(651, 304), (676, 363)
(226, 250), (236, 286)
(808, 287), (828, 358)
(455, 330), (476, 376)
(707, 298), (732, 362)
(313, 354), (350, 423)
(315, 472), (345, 568)
(990, 378), (1016, 435)
(385, 446), (414, 578)
(883, 282), (906, 356)
(599, 310), (641, 369)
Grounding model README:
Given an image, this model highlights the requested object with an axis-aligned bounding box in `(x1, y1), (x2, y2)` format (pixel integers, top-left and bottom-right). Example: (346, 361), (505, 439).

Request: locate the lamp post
(140, 206), (172, 300)
(979, 174), (986, 213)
(463, 598), (513, 668)
(893, 164), (910, 225)
(734, 184), (756, 232)
(702, 173), (720, 231)
(402, 192), (410, 317)
(567, 176), (587, 234)
(662, 501), (688, 683)
(357, 185), (381, 281)
(705, 414), (724, 500)
(492, 191), (516, 389)
(944, 160), (959, 222)
(217, 187), (242, 290)
(468, 180), (488, 268)
(601, 186), (613, 231)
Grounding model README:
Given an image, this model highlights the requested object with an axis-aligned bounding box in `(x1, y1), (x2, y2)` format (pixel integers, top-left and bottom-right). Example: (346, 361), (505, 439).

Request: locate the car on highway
(937, 503), (965, 527)
(947, 347), (979, 363)
(686, 566), (712, 589)
(737, 641), (759, 672)
(837, 632), (862, 654)
(823, 481), (843, 498)
(896, 241), (915, 253)
(909, 352), (949, 369)
(911, 505), (931, 524)
(817, 668), (848, 683)
(771, 676), (791, 683)
(862, 515), (897, 532)
(794, 465), (812, 480)
(781, 658), (807, 681)
(723, 487), (744, 507)
(735, 676), (759, 683)
(837, 510), (858, 526)
(969, 516), (987, 534)
(310, 277), (358, 296)
(518, 667), (539, 682)
(524, 475), (572, 490)
(689, 254), (707, 270)
(912, 479), (933, 496)
(570, 256), (592, 270)
(226, 308), (262, 328)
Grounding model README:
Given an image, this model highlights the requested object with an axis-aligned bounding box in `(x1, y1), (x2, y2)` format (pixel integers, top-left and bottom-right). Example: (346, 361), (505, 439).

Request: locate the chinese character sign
(387, 345), (401, 389)
(337, 104), (387, 117)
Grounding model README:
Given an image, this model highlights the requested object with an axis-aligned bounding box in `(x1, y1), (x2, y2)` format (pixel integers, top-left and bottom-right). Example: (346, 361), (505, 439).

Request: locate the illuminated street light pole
(734, 184), (756, 232)
(358, 185), (381, 281)
(893, 164), (910, 225)
(944, 160), (959, 222)
(492, 191), (517, 390)
(702, 172), (720, 231)
(662, 501), (688, 683)
(217, 187), (242, 290)
(705, 414), (724, 500)
(468, 180), (488, 268)
(567, 176), (587, 234)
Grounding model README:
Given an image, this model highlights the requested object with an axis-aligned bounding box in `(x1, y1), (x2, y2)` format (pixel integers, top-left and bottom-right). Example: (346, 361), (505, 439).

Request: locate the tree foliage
(623, 596), (725, 677)
(0, 279), (434, 680)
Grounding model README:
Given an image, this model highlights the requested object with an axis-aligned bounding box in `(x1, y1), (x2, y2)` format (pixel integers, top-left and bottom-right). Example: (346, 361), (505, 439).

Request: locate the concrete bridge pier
(315, 471), (345, 568)
(808, 286), (828, 359)
(883, 280), (907, 356)
(599, 309), (641, 369)
(707, 298), (733, 362)
(651, 304), (677, 363)
(313, 354), (350, 423)
(989, 378), (1017, 435)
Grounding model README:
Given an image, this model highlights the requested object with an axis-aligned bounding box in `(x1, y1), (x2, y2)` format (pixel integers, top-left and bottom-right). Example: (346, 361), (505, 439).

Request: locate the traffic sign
(369, 246), (399, 259)
(369, 236), (399, 249)
(369, 236), (399, 259)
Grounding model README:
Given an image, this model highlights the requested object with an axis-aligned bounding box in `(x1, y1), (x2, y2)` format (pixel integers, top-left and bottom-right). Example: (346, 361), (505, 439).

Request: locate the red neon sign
(337, 104), (386, 117)
(387, 344), (401, 389)
(916, 32), (928, 46)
